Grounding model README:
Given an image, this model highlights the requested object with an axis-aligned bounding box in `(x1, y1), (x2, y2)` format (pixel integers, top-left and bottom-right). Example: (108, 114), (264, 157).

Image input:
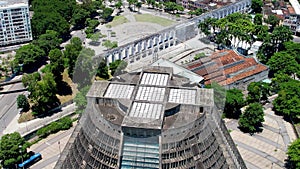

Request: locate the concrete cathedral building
(55, 66), (246, 169)
(0, 0), (32, 47)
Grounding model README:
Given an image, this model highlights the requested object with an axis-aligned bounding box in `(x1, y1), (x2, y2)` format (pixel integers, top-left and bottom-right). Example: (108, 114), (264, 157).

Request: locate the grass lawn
(57, 69), (78, 104)
(107, 15), (129, 27)
(134, 14), (175, 27)
(18, 111), (34, 123)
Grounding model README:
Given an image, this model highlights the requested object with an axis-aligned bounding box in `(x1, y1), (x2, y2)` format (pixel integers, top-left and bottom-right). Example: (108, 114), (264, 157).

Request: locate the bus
(18, 153), (42, 168)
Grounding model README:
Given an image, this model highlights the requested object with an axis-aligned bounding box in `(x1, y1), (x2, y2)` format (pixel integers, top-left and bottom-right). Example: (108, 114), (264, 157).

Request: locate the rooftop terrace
(87, 66), (213, 129)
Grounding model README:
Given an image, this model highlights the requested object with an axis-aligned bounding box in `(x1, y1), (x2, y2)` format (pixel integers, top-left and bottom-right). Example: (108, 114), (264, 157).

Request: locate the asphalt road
(0, 82), (25, 135)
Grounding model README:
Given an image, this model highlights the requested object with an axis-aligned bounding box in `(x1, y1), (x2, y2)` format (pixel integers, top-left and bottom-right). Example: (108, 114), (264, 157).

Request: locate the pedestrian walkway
(225, 107), (297, 169)
(29, 125), (75, 169)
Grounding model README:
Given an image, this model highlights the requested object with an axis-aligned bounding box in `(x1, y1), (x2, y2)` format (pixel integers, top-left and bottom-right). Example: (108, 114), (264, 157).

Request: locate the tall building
(55, 66), (246, 169)
(0, 0), (32, 47)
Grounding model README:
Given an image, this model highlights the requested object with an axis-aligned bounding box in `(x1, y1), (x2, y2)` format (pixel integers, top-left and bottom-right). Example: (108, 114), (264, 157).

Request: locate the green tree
(284, 41), (300, 63)
(253, 13), (263, 25)
(48, 49), (65, 82)
(267, 51), (298, 77)
(224, 89), (245, 118)
(74, 85), (91, 114)
(49, 49), (63, 64)
(30, 73), (60, 116)
(254, 25), (269, 41)
(164, 2), (178, 14)
(17, 94), (30, 112)
(33, 30), (62, 55)
(146, 0), (155, 8)
(265, 15), (280, 31)
(31, 0), (75, 21)
(73, 48), (96, 89)
(63, 37), (83, 77)
(0, 132), (30, 168)
(194, 8), (203, 16)
(251, 0), (263, 13)
(247, 82), (270, 103)
(270, 73), (294, 93)
(109, 60), (128, 76)
(14, 44), (45, 71)
(127, 0), (138, 10)
(115, 0), (123, 12)
(136, 2), (142, 12)
(271, 26), (293, 51)
(22, 72), (41, 91)
(96, 59), (110, 79)
(102, 40), (118, 49)
(287, 138), (300, 168)
(31, 11), (70, 38)
(239, 103), (264, 133)
(273, 80), (300, 121)
(102, 7), (113, 21)
(71, 7), (90, 29)
(86, 19), (100, 29)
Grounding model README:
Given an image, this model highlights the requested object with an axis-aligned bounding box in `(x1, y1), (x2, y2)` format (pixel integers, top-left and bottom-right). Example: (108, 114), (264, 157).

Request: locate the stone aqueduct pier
(102, 0), (252, 64)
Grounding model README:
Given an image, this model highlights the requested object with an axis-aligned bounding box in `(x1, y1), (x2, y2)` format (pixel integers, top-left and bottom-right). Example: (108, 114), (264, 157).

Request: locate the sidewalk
(29, 125), (76, 169)
(1, 103), (76, 137)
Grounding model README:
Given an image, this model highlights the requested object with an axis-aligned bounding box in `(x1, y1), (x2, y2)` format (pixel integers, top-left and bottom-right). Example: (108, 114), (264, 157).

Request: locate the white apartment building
(0, 0), (32, 47)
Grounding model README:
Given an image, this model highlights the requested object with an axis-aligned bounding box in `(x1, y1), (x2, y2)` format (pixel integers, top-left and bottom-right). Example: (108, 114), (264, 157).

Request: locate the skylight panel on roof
(104, 84), (134, 99)
(140, 73), (169, 86)
(168, 88), (196, 104)
(135, 86), (165, 102)
(129, 102), (163, 119)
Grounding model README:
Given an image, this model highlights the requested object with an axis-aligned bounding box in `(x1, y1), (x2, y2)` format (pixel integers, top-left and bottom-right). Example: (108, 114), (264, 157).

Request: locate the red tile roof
(186, 50), (268, 86)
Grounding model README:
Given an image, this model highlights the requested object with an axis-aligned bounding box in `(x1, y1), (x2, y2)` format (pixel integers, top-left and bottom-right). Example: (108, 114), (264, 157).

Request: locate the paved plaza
(225, 106), (297, 169)
(85, 7), (179, 55)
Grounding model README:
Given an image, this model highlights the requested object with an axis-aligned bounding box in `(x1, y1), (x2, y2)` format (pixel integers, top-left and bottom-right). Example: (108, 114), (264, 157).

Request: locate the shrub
(36, 117), (73, 138)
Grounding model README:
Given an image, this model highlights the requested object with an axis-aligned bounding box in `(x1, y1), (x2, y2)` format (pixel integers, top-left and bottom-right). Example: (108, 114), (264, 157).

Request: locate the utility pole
(58, 141), (61, 156)
(19, 145), (24, 169)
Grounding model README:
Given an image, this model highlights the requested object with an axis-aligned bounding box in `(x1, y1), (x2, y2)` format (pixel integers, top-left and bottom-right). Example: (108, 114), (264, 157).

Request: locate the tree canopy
(253, 14), (263, 25)
(96, 59), (110, 79)
(239, 102), (264, 133)
(0, 132), (30, 168)
(31, 11), (70, 38)
(224, 89), (245, 118)
(22, 72), (41, 91)
(73, 48), (96, 89)
(287, 138), (300, 168)
(247, 82), (270, 103)
(264, 15), (280, 30)
(109, 60), (128, 76)
(267, 51), (298, 77)
(251, 0), (263, 13)
(14, 44), (45, 71)
(31, 0), (75, 37)
(17, 94), (30, 112)
(33, 30), (62, 55)
(273, 80), (300, 122)
(30, 72), (60, 116)
(63, 37), (83, 77)
(74, 85), (91, 114)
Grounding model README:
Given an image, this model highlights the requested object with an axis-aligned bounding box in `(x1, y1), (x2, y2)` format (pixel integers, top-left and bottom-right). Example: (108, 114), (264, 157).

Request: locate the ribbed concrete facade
(55, 67), (246, 169)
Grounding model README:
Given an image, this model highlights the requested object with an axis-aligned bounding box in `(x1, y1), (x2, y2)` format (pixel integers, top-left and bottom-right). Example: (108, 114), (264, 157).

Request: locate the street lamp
(19, 145), (24, 169)
(58, 141), (61, 156)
